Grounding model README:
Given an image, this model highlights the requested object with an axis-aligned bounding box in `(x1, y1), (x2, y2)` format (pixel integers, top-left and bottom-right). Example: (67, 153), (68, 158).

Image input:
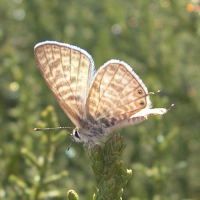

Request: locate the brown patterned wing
(34, 41), (93, 128)
(87, 60), (167, 132)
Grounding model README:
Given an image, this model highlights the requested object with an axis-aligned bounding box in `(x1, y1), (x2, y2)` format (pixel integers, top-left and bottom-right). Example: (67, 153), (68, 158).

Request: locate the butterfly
(34, 41), (168, 146)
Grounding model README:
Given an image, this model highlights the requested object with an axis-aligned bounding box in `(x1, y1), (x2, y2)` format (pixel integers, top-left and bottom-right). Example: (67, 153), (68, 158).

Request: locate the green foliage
(1, 0), (200, 199)
(67, 190), (79, 200)
(7, 106), (68, 199)
(91, 134), (132, 200)
(66, 134), (132, 200)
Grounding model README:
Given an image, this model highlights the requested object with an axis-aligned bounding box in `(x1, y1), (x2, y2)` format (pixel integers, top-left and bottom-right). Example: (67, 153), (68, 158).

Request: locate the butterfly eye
(75, 129), (80, 139)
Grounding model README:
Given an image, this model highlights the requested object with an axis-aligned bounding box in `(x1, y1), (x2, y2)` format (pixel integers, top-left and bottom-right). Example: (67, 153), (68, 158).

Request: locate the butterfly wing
(86, 60), (167, 132)
(34, 41), (94, 128)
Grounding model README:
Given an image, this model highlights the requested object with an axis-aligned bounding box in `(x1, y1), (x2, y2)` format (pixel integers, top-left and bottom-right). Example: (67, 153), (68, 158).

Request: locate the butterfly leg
(83, 140), (95, 154)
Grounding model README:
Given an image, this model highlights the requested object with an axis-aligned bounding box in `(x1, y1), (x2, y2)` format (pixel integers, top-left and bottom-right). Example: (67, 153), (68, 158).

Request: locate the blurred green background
(0, 0), (200, 199)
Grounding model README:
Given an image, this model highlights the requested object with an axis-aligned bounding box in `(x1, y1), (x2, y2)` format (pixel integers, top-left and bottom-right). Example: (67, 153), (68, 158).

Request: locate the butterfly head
(70, 128), (82, 143)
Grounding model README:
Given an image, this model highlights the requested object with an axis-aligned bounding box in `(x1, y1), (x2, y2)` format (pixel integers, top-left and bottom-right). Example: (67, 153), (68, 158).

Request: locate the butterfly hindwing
(87, 60), (151, 130)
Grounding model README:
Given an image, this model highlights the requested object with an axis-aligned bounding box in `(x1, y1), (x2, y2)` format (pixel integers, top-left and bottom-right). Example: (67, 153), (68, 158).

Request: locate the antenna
(34, 127), (74, 131)
(148, 90), (162, 95)
(167, 104), (174, 111)
(66, 140), (73, 151)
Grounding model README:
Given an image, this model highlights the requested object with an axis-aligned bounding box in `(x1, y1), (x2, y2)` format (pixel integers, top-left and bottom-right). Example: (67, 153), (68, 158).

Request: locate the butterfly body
(34, 41), (167, 145)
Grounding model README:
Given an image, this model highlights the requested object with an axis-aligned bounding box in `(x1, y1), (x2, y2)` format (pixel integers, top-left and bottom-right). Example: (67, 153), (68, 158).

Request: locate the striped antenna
(34, 127), (74, 131)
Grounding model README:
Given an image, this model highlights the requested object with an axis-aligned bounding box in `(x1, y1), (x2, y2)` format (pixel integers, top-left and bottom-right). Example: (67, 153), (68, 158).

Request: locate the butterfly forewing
(34, 41), (93, 127)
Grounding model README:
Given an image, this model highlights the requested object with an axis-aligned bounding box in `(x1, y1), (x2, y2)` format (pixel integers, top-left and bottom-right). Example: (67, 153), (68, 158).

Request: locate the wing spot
(68, 95), (75, 100)
(108, 65), (116, 71)
(140, 101), (144, 106)
(119, 65), (126, 73)
(76, 95), (82, 101)
(71, 77), (77, 83)
(103, 108), (108, 112)
(100, 118), (110, 127)
(137, 89), (143, 94)
(111, 117), (117, 122)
